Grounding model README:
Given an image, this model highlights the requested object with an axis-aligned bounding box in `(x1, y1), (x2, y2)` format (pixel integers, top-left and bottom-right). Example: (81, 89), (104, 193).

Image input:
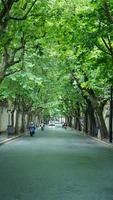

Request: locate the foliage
(0, 0), (113, 121)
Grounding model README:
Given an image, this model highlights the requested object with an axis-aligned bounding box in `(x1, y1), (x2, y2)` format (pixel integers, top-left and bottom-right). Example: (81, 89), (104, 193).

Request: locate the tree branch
(101, 37), (111, 52)
(94, 42), (111, 55)
(1, 0), (6, 8)
(6, 58), (21, 69)
(9, 0), (38, 21)
(4, 68), (22, 77)
(107, 35), (113, 54)
(10, 46), (23, 66)
(3, 46), (10, 66)
(0, 0), (14, 20)
(103, 0), (113, 24)
(4, 45), (23, 70)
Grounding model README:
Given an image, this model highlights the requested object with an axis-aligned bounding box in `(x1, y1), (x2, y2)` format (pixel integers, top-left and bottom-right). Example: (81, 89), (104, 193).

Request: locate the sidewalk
(86, 133), (113, 148)
(92, 136), (113, 148)
(0, 132), (21, 145)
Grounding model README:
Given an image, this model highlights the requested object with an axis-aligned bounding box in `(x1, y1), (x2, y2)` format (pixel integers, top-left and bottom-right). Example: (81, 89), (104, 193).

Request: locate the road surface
(0, 126), (113, 200)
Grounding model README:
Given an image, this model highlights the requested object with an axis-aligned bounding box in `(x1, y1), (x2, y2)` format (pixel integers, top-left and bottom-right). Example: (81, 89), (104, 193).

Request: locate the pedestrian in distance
(40, 122), (45, 131)
(62, 122), (67, 129)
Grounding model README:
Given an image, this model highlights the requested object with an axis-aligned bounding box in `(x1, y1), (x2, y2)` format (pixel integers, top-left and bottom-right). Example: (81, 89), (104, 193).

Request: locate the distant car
(54, 121), (61, 124)
(49, 122), (55, 126)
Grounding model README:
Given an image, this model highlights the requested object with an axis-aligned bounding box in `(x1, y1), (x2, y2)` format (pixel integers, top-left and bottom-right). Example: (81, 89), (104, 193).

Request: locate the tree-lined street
(0, 0), (113, 140)
(0, 127), (113, 200)
(0, 1), (113, 198)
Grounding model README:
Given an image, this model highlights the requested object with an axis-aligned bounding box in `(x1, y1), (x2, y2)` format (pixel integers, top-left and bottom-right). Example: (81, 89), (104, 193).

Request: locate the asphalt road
(0, 126), (113, 200)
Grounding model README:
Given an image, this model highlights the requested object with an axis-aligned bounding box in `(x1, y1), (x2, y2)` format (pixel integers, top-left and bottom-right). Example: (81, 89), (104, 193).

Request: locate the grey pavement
(0, 127), (113, 200)
(0, 132), (21, 145)
(0, 132), (7, 142)
(0, 132), (13, 144)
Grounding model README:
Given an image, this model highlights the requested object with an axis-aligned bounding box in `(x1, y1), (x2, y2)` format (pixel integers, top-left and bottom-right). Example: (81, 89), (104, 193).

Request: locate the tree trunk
(15, 109), (19, 135)
(20, 111), (26, 133)
(96, 108), (108, 138)
(77, 117), (81, 131)
(11, 110), (15, 127)
(68, 116), (72, 127)
(87, 105), (96, 136)
(83, 108), (88, 133)
(75, 117), (78, 129)
(27, 113), (32, 127)
(76, 105), (81, 131)
(87, 90), (108, 138)
(73, 116), (77, 129)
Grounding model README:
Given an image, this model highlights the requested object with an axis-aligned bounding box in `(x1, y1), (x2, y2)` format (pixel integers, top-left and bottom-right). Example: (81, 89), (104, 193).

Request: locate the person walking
(40, 122), (44, 131)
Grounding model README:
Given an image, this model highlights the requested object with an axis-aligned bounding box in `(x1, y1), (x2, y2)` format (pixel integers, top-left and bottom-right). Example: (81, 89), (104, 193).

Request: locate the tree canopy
(0, 0), (113, 137)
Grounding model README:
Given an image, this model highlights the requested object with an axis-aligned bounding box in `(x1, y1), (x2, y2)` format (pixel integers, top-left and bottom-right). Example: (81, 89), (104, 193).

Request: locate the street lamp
(109, 86), (113, 143)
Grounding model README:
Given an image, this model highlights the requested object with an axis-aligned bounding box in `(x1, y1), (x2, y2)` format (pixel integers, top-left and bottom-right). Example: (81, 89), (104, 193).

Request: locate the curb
(88, 135), (113, 148)
(0, 135), (22, 145)
(77, 130), (113, 148)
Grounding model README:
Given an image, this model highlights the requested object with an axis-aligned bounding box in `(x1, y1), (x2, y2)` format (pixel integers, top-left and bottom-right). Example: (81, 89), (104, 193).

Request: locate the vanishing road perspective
(0, 126), (113, 200)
